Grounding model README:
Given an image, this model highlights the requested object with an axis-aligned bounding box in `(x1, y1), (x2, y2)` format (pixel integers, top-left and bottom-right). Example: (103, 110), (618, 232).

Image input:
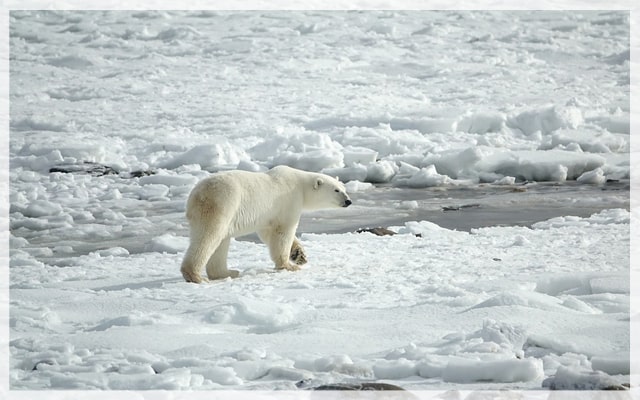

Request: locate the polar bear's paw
(182, 269), (209, 284)
(290, 246), (307, 266)
(277, 264), (301, 272)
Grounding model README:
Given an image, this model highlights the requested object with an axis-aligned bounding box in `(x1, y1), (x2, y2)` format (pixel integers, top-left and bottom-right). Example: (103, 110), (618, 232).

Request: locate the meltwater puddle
(297, 180), (630, 234)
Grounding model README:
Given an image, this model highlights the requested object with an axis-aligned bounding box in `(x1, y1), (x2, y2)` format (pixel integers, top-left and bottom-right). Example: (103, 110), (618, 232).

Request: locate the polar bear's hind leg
(206, 237), (240, 280)
(180, 232), (220, 283)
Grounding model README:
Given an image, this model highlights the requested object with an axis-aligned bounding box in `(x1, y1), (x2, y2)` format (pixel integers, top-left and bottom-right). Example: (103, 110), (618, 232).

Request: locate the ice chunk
(144, 234), (189, 254)
(542, 365), (625, 390)
(394, 164), (452, 188)
(23, 200), (63, 217)
(366, 160), (398, 183)
(372, 358), (417, 379)
(344, 180), (373, 192)
(160, 143), (248, 170)
(576, 167), (606, 184)
(138, 174), (198, 187)
(507, 105), (583, 136)
(342, 146), (378, 166)
(456, 111), (506, 134)
(322, 164), (367, 182)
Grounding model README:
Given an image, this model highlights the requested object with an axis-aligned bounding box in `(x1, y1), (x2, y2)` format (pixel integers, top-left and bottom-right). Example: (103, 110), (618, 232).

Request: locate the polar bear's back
(190, 167), (302, 202)
(187, 170), (270, 212)
(185, 168), (306, 236)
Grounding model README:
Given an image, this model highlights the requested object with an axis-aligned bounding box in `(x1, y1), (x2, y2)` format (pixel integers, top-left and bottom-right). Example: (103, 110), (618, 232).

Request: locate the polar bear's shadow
(95, 278), (182, 292)
(95, 269), (286, 292)
(233, 235), (301, 278)
(236, 266), (281, 278)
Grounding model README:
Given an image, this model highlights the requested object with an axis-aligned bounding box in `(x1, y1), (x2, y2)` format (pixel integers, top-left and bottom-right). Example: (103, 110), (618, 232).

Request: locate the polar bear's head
(305, 174), (352, 210)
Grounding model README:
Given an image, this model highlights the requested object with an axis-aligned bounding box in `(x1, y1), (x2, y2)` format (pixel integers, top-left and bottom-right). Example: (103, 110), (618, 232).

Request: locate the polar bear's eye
(334, 189), (339, 193)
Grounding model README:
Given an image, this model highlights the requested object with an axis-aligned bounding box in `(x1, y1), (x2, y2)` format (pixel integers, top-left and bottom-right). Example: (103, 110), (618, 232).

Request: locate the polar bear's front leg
(259, 227), (300, 272)
(206, 238), (240, 280)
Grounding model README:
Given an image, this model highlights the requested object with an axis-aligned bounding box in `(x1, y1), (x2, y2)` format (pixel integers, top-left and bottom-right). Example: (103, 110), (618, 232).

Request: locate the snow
(2, 4), (635, 399)
(7, 209), (632, 393)
(543, 366), (627, 390)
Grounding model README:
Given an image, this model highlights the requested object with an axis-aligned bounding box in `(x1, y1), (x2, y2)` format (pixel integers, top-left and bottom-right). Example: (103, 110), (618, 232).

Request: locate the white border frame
(1, 2), (636, 400)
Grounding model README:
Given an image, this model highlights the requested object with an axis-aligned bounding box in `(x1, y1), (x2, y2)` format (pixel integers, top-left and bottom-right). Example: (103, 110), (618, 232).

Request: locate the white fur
(180, 165), (351, 283)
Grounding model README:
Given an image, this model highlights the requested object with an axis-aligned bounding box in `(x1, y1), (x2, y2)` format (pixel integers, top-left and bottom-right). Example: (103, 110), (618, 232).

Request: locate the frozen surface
(9, 10), (629, 184)
(9, 209), (631, 391)
(6, 8), (632, 395)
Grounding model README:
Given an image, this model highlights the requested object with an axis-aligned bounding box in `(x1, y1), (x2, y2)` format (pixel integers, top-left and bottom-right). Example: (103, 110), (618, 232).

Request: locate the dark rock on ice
(31, 359), (56, 371)
(356, 227), (397, 236)
(442, 203), (481, 212)
(49, 161), (118, 176)
(129, 169), (156, 178)
(312, 382), (408, 391)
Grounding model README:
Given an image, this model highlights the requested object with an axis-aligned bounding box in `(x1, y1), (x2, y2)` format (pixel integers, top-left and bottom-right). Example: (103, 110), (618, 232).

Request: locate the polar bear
(180, 165), (352, 283)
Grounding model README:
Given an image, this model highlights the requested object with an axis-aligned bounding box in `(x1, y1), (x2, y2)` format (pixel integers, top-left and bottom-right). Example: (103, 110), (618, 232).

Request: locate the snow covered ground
(8, 208), (632, 392)
(4, 5), (635, 398)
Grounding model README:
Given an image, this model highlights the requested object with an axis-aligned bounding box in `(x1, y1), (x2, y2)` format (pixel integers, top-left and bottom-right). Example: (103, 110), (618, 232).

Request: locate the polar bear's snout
(342, 191), (352, 207)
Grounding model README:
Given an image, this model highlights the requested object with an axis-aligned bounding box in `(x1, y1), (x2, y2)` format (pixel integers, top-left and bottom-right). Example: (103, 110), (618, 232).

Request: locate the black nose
(344, 199), (352, 207)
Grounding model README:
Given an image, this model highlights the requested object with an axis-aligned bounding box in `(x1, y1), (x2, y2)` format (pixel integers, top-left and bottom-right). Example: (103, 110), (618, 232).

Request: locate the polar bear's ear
(314, 178), (323, 190)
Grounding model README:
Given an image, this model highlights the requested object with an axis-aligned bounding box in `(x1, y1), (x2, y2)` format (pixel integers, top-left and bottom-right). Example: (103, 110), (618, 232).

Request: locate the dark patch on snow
(49, 161), (156, 178)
